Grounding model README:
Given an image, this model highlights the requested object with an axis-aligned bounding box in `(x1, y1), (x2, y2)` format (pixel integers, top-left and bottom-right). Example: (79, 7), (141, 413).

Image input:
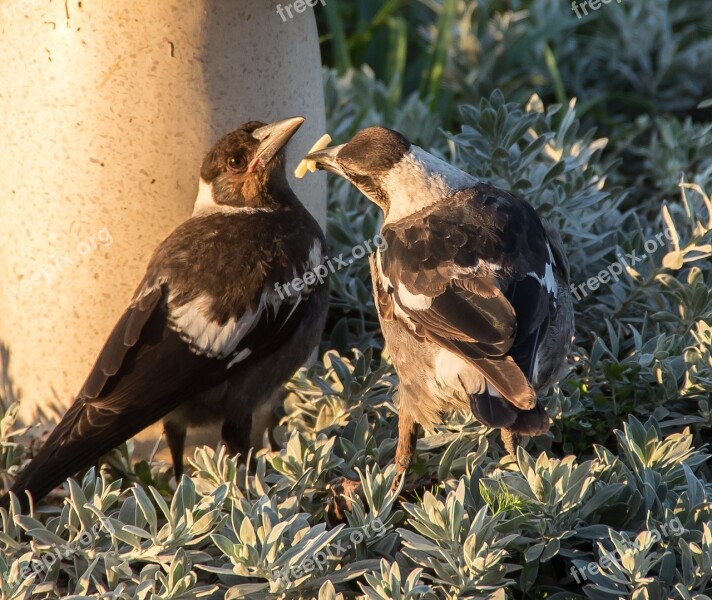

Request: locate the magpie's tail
(0, 399), (169, 513)
(470, 391), (549, 435)
(507, 401), (550, 435)
(0, 424), (102, 512)
(470, 391), (518, 428)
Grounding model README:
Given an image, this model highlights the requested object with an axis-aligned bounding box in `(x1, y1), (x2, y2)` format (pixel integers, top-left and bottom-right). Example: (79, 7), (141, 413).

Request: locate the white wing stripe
(397, 286), (433, 310)
(168, 289), (286, 359)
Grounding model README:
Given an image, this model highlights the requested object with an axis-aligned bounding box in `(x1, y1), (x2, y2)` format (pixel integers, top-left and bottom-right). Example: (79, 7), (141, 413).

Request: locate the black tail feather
(469, 391), (518, 428)
(507, 401), (549, 435)
(469, 389), (549, 436)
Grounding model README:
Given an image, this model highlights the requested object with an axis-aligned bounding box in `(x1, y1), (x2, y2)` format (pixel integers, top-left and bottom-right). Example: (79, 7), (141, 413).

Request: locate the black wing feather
(3, 290), (219, 508)
(381, 184), (557, 409)
(2, 210), (328, 510)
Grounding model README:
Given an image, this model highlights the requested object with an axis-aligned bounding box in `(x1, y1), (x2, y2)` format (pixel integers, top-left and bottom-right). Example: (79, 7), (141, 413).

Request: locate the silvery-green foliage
(443, 0), (712, 117)
(556, 183), (712, 452)
(398, 480), (516, 597)
(360, 560), (438, 600)
(617, 116), (712, 202)
(449, 90), (621, 285)
(3, 2), (712, 595)
(556, 0), (712, 116)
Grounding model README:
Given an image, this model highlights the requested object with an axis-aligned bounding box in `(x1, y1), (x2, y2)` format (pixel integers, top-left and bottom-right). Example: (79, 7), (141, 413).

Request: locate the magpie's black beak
(249, 116), (305, 172)
(306, 145), (346, 176)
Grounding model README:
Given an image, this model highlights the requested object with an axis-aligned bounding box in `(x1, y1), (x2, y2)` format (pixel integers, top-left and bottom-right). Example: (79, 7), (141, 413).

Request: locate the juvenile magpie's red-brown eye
(227, 155), (247, 172)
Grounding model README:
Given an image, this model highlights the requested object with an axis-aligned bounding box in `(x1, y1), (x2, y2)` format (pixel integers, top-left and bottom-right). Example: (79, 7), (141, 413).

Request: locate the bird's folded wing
(380, 185), (559, 407)
(32, 257), (321, 464)
(5, 284), (215, 503)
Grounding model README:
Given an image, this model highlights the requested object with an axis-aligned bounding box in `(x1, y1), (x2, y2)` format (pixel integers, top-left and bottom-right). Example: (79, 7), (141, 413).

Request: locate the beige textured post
(0, 1), (326, 446)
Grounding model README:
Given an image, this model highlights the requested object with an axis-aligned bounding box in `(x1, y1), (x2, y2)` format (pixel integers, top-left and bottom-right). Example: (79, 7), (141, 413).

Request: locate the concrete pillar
(0, 0), (327, 438)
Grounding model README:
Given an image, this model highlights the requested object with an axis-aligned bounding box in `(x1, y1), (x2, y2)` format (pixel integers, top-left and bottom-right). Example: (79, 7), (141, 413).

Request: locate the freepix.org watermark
(276, 0), (326, 22)
(272, 518), (386, 585)
(570, 516), (685, 584)
(274, 234), (388, 300)
(571, 0), (623, 19)
(1, 0), (43, 21)
(3, 227), (113, 303)
(19, 521), (109, 580)
(569, 227), (675, 301)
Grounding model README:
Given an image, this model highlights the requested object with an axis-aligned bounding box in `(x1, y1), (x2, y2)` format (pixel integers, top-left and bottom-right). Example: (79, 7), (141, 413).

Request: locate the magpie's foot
(397, 473), (439, 498)
(327, 472), (439, 524)
(327, 477), (363, 523)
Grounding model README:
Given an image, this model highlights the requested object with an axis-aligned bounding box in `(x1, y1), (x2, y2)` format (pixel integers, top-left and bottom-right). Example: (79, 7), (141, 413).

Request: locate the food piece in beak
(295, 134), (332, 178)
(304, 144), (345, 176)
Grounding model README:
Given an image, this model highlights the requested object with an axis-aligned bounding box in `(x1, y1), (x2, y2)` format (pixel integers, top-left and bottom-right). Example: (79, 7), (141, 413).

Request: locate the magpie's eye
(227, 155), (247, 172)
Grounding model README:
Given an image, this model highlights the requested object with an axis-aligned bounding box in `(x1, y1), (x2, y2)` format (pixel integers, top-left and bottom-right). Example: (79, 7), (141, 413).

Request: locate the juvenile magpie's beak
(306, 145), (346, 176)
(249, 116), (305, 172)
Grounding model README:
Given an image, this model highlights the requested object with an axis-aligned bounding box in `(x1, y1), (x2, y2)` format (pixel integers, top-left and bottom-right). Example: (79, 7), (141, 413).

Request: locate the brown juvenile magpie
(306, 126), (573, 503)
(1, 117), (329, 511)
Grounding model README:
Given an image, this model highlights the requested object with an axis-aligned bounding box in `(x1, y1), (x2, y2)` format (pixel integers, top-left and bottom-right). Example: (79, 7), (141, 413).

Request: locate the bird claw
(327, 471), (439, 525)
(398, 473), (438, 497)
(326, 477), (363, 523)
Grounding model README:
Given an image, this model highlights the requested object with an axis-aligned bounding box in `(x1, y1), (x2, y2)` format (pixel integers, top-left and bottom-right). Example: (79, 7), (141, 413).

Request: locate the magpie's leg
(164, 421), (186, 481)
(328, 412), (419, 524)
(221, 413), (252, 462)
(393, 411), (418, 491)
(501, 428), (520, 458)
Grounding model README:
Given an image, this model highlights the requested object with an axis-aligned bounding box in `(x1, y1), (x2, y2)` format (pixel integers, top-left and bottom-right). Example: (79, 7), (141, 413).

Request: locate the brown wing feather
(82, 286), (163, 398)
(379, 185), (557, 412)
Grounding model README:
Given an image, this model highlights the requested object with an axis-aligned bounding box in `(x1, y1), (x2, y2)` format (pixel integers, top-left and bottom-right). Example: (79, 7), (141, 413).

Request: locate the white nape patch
(191, 177), (274, 217)
(527, 242), (558, 297)
(192, 178), (218, 216)
(396, 285), (432, 310)
(383, 146), (477, 224)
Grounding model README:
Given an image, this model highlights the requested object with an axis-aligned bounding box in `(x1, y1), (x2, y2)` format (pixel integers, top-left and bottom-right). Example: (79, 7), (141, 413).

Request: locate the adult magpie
(306, 126), (573, 504)
(1, 117), (329, 511)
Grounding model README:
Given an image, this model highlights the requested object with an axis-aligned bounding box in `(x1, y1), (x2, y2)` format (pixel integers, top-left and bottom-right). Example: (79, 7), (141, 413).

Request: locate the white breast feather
(433, 349), (484, 395)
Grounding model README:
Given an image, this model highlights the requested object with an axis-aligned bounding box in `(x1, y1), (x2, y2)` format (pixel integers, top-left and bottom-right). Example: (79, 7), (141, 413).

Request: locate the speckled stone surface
(0, 0), (327, 440)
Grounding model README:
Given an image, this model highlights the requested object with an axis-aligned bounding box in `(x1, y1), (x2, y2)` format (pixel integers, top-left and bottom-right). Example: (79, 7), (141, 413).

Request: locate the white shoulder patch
(167, 287), (287, 364)
(168, 292), (259, 359)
